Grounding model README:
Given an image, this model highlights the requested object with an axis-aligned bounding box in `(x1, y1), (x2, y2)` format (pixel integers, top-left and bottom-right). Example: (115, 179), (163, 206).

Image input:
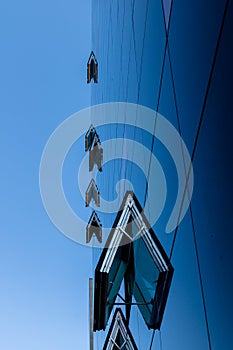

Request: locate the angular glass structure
(103, 308), (138, 350)
(85, 179), (100, 207)
(85, 124), (101, 152)
(87, 51), (98, 83)
(94, 192), (174, 331)
(86, 211), (102, 244)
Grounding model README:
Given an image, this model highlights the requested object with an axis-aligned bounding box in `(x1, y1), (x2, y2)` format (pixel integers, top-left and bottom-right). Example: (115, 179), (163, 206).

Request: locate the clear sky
(0, 1), (92, 349)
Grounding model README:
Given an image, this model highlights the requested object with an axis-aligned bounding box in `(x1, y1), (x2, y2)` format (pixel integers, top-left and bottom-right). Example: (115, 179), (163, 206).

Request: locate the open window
(94, 239), (131, 330)
(103, 308), (138, 350)
(86, 211), (102, 243)
(86, 179), (100, 207)
(89, 142), (103, 172)
(85, 125), (100, 152)
(94, 191), (174, 331)
(87, 51), (98, 83)
(85, 125), (103, 172)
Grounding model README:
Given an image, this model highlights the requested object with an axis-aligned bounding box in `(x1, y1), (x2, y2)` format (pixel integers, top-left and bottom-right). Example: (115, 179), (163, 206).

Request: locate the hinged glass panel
(94, 191), (174, 330)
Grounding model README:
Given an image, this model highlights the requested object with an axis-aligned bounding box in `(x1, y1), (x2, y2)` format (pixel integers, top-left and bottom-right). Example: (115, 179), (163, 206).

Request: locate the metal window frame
(103, 308), (138, 350)
(86, 211), (102, 243)
(85, 124), (101, 152)
(94, 191), (174, 331)
(85, 179), (100, 207)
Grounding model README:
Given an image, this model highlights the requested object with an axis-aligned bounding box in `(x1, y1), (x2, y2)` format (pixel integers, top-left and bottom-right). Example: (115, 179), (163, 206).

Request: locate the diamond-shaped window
(94, 191), (174, 331)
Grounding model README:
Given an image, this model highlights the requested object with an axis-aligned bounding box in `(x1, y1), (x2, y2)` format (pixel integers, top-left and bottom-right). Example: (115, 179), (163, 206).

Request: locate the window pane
(134, 236), (160, 304)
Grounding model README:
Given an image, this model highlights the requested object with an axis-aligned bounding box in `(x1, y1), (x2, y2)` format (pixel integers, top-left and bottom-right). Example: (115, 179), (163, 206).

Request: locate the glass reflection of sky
(90, 0), (233, 349)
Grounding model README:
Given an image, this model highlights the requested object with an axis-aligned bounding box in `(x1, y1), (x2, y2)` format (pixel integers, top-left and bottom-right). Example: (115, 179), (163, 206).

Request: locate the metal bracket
(108, 292), (153, 306)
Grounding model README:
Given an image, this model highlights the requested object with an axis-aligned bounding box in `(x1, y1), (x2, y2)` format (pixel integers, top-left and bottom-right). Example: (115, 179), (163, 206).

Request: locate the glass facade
(90, 0), (233, 349)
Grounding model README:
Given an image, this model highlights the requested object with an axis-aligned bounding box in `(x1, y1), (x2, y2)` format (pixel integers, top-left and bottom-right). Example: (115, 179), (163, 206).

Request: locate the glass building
(88, 0), (233, 349)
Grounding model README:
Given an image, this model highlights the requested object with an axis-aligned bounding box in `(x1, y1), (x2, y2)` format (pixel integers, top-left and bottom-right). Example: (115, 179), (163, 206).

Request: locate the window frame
(93, 191), (174, 331)
(103, 308), (138, 350)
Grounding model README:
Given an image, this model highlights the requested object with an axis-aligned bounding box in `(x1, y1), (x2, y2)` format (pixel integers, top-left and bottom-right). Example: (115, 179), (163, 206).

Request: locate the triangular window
(103, 308), (138, 350)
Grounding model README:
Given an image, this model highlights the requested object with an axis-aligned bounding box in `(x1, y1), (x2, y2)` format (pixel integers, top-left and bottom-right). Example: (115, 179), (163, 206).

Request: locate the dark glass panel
(129, 0), (166, 109)
(159, 215), (209, 349)
(154, 48), (182, 253)
(94, 242), (130, 331)
(133, 236), (159, 306)
(190, 1), (233, 348)
(169, 0), (227, 152)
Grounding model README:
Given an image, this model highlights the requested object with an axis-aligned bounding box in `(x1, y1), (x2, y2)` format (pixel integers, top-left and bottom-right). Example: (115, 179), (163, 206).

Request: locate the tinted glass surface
(91, 0), (233, 349)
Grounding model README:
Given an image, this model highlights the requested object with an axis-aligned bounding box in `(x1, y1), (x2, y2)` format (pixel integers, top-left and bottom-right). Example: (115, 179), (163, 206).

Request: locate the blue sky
(0, 1), (92, 348)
